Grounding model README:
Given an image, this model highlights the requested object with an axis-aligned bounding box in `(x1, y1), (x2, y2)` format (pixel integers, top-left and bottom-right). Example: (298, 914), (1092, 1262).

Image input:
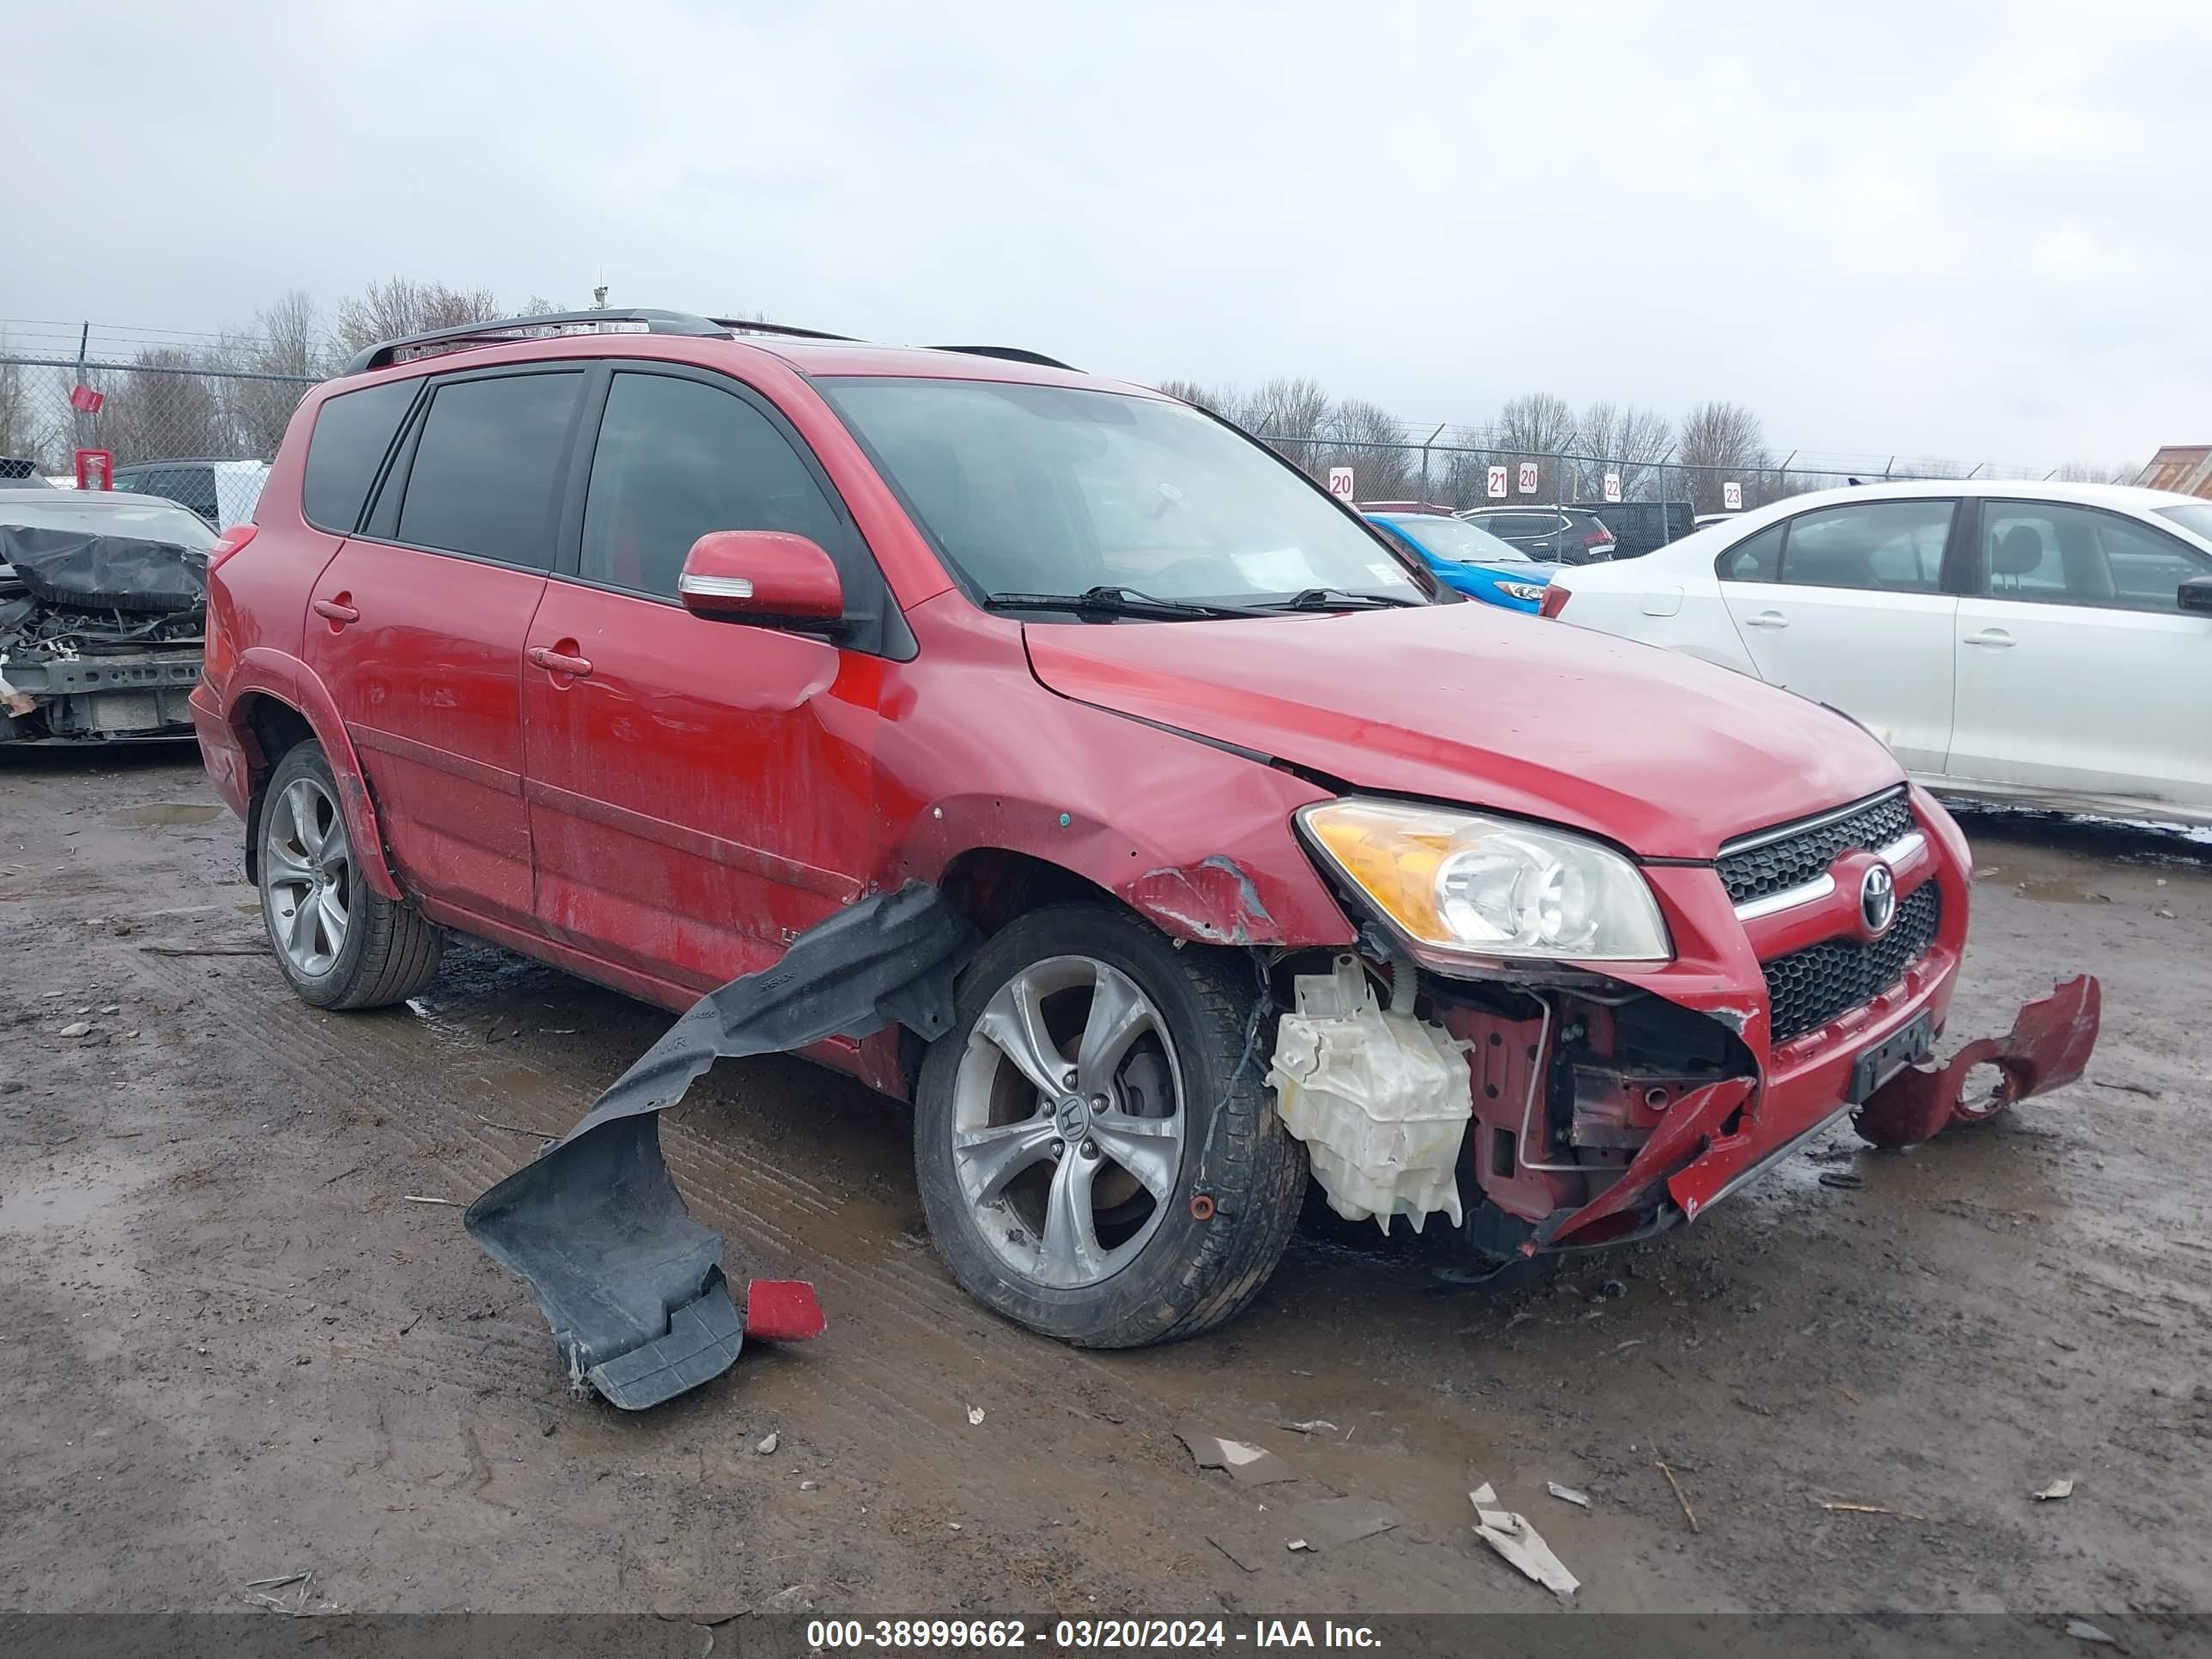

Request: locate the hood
(0, 525), (208, 614)
(1022, 603), (1902, 860)
(1474, 560), (1557, 581)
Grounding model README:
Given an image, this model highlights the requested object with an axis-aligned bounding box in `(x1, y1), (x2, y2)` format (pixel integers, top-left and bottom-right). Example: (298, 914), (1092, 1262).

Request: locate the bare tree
(0, 350), (60, 471)
(333, 276), (502, 357)
(1436, 448), (1497, 511)
(1575, 400), (1674, 501)
(80, 348), (228, 464)
(1238, 376), (1333, 472)
(1676, 399), (1769, 511)
(214, 289), (327, 455)
(2051, 459), (2136, 485)
(1321, 398), (1413, 498)
(1495, 393), (1574, 451)
(1491, 392), (1577, 500)
(1155, 380), (1273, 429)
(1154, 378), (1222, 412)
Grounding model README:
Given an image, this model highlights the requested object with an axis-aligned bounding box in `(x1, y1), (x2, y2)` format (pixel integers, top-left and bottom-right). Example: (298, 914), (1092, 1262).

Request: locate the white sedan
(1541, 481), (2212, 825)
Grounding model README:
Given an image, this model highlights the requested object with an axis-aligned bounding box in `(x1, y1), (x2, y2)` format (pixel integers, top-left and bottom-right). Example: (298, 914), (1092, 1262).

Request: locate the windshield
(819, 378), (1425, 610)
(2156, 503), (2212, 545)
(0, 498), (219, 550)
(1378, 514), (1534, 564)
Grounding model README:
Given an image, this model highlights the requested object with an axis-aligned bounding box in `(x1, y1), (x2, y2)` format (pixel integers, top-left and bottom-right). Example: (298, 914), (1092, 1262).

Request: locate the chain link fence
(1255, 429), (2082, 526)
(0, 352), (318, 481)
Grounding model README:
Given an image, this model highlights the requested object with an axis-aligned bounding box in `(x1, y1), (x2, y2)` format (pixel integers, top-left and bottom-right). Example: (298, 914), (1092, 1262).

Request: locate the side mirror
(678, 531), (845, 628)
(2179, 575), (2212, 617)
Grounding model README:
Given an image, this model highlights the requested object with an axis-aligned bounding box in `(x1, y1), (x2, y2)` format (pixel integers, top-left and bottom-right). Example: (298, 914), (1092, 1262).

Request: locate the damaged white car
(0, 491), (212, 744)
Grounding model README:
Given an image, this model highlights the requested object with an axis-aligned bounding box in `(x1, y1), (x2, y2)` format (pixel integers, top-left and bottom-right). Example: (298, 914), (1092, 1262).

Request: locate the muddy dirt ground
(3, 747), (2209, 1622)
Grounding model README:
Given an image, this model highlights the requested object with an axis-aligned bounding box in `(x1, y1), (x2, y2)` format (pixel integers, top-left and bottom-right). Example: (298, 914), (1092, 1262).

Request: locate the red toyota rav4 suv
(193, 310), (2095, 1348)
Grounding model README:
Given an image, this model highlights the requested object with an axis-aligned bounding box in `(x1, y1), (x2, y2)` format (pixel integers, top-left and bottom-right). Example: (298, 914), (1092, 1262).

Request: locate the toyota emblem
(1860, 862), (1897, 934)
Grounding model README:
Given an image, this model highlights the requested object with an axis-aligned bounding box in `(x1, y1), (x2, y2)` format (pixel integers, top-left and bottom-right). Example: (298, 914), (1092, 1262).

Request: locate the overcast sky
(5, 2), (2207, 471)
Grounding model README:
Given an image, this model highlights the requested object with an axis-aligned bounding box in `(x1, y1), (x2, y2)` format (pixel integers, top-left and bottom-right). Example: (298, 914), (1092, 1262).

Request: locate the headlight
(1297, 798), (1672, 963)
(1496, 581), (1547, 603)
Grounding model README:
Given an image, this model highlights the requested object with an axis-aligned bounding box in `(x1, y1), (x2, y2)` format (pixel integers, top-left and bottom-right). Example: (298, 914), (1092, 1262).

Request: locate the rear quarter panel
(1555, 545), (1761, 676)
(199, 389), (388, 893)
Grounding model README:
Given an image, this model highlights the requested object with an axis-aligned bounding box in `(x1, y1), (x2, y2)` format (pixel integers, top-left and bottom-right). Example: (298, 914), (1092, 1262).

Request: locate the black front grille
(1762, 880), (1942, 1045)
(1719, 789), (1915, 907)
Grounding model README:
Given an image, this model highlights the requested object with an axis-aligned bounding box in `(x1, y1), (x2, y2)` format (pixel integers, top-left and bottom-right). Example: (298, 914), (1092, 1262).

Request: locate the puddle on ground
(106, 803), (222, 828)
(2012, 878), (2114, 904)
(0, 1173), (134, 1234)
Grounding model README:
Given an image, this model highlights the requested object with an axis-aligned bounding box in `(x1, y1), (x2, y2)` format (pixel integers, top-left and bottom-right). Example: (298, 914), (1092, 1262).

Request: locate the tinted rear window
(395, 373), (581, 568)
(1480, 514), (1559, 537)
(303, 380), (418, 532)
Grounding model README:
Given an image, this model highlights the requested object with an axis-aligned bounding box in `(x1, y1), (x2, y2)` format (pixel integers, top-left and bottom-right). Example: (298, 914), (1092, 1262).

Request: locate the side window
(579, 373), (842, 599)
(127, 466), (218, 521)
(1717, 523), (1783, 582)
(1777, 501), (1952, 592)
(1982, 501), (2211, 613)
(395, 372), (582, 568)
(303, 380), (417, 532)
(172, 466), (220, 522)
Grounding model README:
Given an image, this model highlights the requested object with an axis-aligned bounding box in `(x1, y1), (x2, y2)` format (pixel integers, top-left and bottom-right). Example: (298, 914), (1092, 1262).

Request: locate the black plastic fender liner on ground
(464, 884), (981, 1410)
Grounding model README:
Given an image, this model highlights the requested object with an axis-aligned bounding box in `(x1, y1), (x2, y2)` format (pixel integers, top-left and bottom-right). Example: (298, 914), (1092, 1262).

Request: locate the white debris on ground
(1471, 1487), (1579, 1602)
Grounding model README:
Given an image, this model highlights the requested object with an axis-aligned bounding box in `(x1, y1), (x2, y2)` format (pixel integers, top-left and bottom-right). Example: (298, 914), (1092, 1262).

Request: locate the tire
(257, 742), (443, 1010)
(913, 902), (1306, 1347)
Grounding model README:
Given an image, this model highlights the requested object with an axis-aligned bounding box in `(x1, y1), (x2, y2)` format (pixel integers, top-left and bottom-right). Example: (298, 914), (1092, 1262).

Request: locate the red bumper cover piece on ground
(744, 1279), (828, 1343)
(1851, 975), (2103, 1149)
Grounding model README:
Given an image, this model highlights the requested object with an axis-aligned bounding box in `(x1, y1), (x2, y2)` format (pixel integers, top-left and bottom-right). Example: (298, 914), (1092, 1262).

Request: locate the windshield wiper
(985, 585), (1272, 621)
(1266, 587), (1424, 611)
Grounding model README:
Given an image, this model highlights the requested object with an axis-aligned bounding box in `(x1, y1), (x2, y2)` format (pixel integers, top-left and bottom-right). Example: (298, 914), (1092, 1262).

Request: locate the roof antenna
(592, 283), (609, 308)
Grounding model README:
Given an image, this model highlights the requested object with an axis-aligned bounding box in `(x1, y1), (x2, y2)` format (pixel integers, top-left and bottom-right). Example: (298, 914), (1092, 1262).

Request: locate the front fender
(893, 781), (1357, 949)
(222, 647), (404, 902)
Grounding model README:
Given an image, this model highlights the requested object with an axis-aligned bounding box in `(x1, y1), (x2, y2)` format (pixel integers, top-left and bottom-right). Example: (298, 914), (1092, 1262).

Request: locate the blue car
(1364, 510), (1558, 612)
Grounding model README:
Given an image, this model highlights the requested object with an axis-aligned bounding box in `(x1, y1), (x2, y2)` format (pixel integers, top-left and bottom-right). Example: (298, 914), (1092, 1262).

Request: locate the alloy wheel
(950, 955), (1186, 1290)
(264, 776), (352, 977)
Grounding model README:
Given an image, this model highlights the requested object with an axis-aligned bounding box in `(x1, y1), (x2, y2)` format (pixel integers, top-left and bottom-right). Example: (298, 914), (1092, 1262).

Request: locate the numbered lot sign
(1517, 462), (1540, 495)
(1723, 480), (1743, 511)
(1328, 467), (1356, 500)
(1603, 471), (1622, 502)
(1486, 465), (1508, 499)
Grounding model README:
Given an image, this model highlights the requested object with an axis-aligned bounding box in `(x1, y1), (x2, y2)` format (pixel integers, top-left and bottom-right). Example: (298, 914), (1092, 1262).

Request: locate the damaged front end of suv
(1269, 784), (2101, 1265)
(0, 519), (209, 744)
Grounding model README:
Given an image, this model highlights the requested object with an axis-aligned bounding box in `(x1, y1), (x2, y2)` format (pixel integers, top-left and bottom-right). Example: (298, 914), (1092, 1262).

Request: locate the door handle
(1962, 629), (2015, 648)
(528, 645), (593, 678)
(311, 596), (359, 626)
(1741, 611), (1790, 629)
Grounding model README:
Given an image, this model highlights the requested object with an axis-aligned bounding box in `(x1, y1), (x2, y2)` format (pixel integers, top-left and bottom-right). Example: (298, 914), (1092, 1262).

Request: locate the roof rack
(928, 345), (1080, 372)
(343, 308), (1079, 377)
(343, 308), (733, 374)
(710, 319), (861, 343)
